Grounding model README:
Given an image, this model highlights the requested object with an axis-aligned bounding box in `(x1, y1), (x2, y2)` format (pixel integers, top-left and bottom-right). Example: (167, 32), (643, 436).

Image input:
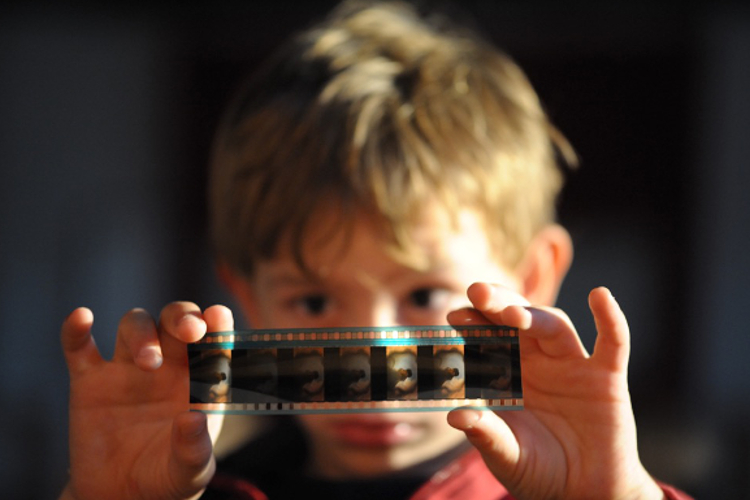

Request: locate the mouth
(329, 416), (422, 448)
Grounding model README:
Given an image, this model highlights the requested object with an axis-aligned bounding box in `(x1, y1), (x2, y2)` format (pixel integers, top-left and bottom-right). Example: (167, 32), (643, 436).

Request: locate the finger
(202, 305), (234, 334)
(159, 302), (207, 342)
(194, 305), (232, 444)
(168, 412), (216, 498)
(468, 283), (533, 329)
(61, 307), (103, 375)
(159, 302), (207, 361)
(589, 287), (630, 372)
(112, 308), (163, 370)
(467, 282), (530, 315)
(446, 306), (490, 326)
(522, 307), (588, 359)
(452, 283), (532, 329)
(464, 283), (586, 359)
(447, 408), (519, 477)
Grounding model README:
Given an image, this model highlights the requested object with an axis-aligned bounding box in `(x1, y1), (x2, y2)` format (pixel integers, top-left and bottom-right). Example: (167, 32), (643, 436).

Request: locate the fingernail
(462, 409), (482, 428)
(137, 346), (163, 369)
(179, 314), (200, 327)
(450, 408), (481, 430)
(178, 314), (207, 335)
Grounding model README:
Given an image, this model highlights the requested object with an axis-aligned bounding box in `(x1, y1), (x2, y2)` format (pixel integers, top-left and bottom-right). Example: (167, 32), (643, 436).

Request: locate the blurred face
(236, 205), (520, 479)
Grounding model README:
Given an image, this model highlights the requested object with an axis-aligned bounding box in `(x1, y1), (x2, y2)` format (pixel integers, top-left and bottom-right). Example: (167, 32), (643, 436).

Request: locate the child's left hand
(447, 283), (665, 500)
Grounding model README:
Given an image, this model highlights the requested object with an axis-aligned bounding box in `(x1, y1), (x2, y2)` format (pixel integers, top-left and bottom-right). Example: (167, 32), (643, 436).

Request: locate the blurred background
(1, 1), (748, 497)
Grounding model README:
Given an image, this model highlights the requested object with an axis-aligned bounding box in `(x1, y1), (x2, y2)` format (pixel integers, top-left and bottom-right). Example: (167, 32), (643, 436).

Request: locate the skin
(60, 206), (665, 499)
(226, 209), (515, 479)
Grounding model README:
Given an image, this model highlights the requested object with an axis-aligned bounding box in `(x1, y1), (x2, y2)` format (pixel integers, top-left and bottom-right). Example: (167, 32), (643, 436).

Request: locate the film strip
(189, 325), (522, 414)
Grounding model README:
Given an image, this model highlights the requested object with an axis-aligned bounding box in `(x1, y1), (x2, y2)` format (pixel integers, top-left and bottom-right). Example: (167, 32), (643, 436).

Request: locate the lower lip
(332, 419), (419, 448)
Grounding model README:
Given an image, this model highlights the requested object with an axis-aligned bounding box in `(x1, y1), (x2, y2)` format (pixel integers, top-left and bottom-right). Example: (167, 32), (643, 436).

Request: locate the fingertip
(589, 286), (614, 306)
(173, 411), (213, 468)
(590, 286), (631, 370)
(64, 307), (94, 328)
(61, 307), (102, 372)
(175, 312), (207, 342)
(466, 283), (530, 318)
(588, 286), (625, 323)
(505, 305), (533, 331)
(448, 409), (515, 460)
(204, 304), (232, 316)
(466, 282), (492, 309)
(446, 307), (488, 326)
(61, 308), (93, 348)
(203, 304), (234, 333)
(447, 407), (482, 431)
(170, 412), (215, 494)
(450, 410), (521, 487)
(158, 302), (207, 342)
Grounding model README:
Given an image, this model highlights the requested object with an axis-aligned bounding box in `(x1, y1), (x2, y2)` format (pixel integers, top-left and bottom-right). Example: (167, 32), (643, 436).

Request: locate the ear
(215, 261), (262, 326)
(515, 224), (573, 306)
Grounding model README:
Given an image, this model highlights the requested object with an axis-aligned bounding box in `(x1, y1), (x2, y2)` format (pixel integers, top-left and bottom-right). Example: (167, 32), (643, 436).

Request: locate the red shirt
(206, 447), (693, 500)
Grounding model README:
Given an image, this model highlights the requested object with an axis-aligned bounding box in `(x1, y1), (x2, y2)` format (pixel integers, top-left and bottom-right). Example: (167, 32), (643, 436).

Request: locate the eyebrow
(259, 256), (457, 292)
(261, 268), (323, 289)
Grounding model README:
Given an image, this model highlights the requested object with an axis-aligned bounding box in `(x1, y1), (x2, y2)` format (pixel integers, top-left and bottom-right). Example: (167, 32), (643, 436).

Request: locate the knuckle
(120, 308), (153, 327)
(160, 301), (202, 322)
(169, 300), (200, 310)
(119, 309), (156, 339)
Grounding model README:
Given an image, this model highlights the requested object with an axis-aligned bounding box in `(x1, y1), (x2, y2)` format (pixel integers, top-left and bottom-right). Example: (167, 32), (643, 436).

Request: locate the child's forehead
(307, 201), (480, 245)
(267, 203), (506, 277)
(308, 198), (480, 238)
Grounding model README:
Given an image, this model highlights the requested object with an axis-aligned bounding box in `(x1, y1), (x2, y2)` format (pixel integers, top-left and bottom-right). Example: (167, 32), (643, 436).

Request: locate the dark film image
(480, 344), (513, 398)
(386, 345), (418, 400)
(340, 347), (371, 401)
(189, 349), (232, 403)
(231, 348), (280, 403)
(293, 347), (325, 402)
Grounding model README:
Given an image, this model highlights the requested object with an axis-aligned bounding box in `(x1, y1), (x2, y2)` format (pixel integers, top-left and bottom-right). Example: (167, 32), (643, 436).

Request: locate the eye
(297, 294), (329, 316)
(409, 288), (448, 309)
(410, 288), (432, 308)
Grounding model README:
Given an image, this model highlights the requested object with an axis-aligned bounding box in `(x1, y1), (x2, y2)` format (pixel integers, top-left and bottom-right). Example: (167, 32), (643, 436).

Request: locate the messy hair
(210, 0), (575, 276)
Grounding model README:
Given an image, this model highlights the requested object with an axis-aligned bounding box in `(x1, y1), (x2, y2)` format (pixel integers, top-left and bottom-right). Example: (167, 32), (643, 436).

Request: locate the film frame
(189, 325), (522, 415)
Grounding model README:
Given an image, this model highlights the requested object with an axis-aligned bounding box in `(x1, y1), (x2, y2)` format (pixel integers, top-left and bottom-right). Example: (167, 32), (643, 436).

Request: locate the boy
(60, 1), (691, 499)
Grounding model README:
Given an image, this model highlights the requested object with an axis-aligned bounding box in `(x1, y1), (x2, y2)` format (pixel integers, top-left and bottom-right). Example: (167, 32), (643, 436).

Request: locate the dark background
(1, 1), (749, 498)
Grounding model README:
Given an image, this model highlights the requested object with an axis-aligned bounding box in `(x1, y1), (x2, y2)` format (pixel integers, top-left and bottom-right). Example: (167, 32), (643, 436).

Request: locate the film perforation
(189, 325), (523, 414)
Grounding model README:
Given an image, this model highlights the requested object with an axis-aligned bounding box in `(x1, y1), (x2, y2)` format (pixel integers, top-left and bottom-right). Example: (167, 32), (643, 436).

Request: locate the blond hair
(210, 0), (575, 276)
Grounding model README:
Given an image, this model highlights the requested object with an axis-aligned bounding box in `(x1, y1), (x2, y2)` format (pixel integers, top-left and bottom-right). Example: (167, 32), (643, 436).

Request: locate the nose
(344, 295), (399, 328)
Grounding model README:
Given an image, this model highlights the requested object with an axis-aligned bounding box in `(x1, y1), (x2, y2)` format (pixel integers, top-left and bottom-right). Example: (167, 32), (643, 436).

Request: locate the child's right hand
(59, 302), (233, 500)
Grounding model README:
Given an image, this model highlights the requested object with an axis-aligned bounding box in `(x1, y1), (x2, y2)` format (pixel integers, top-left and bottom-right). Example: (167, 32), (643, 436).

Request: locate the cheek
(418, 412), (452, 431)
(387, 411), (454, 436)
(295, 414), (335, 437)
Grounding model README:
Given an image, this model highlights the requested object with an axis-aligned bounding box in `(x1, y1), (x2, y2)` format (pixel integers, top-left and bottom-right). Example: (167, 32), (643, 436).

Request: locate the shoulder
(410, 449), (511, 500)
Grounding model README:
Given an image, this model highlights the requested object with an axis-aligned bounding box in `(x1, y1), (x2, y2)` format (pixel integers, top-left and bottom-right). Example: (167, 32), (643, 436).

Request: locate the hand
(60, 302), (233, 500)
(447, 284), (665, 500)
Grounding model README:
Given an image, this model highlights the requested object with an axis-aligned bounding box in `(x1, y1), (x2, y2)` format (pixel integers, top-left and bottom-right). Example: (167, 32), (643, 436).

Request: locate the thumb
(168, 412), (216, 498)
(447, 408), (520, 477)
